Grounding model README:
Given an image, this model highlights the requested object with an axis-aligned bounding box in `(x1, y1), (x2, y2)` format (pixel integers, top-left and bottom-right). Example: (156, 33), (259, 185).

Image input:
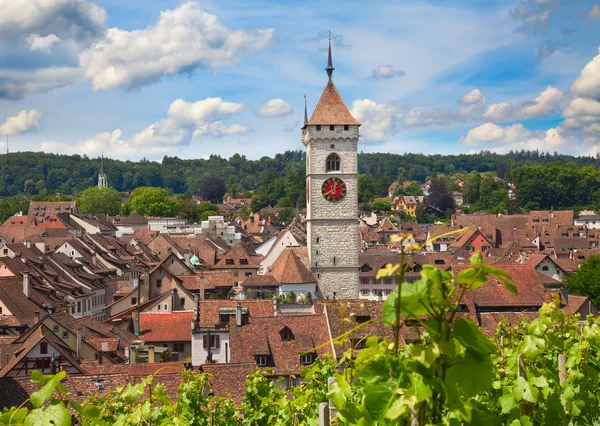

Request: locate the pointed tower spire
(325, 30), (334, 82)
(304, 94), (308, 126)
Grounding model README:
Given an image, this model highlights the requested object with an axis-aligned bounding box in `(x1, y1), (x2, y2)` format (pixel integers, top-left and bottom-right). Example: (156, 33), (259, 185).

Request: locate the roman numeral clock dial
(321, 177), (347, 202)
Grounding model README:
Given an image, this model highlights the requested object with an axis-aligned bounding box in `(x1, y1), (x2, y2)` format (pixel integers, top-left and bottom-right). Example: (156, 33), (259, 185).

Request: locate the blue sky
(0, 0), (599, 161)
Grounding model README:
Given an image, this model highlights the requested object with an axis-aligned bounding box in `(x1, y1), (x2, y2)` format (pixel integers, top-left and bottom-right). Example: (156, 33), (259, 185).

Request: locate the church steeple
(325, 30), (334, 82)
(98, 151), (108, 188)
(304, 94), (308, 126)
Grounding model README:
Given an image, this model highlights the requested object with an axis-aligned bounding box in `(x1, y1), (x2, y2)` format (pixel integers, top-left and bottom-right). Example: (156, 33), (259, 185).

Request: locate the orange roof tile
(307, 81), (361, 126)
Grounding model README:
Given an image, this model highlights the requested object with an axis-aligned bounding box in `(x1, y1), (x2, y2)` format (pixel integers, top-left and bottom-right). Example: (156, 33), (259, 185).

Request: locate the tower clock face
(321, 177), (347, 202)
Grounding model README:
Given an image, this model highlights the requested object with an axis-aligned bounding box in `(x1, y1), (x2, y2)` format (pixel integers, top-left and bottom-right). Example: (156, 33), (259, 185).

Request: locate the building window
(361, 289), (369, 296)
(301, 353), (315, 365)
(316, 237), (319, 244)
(173, 343), (185, 352)
(203, 335), (220, 349)
(62, 331), (68, 339)
(53, 325), (59, 333)
(164, 304), (168, 310)
(226, 259), (234, 265)
(180, 298), (185, 308)
(40, 342), (48, 354)
(131, 297), (137, 305)
(384, 289), (393, 295)
(465, 245), (474, 252)
(344, 125), (349, 130)
(541, 265), (549, 271)
(233, 271), (239, 277)
(240, 259), (248, 265)
(156, 280), (161, 288)
(234, 282), (239, 288)
(360, 278), (371, 285)
(245, 272), (252, 277)
(281, 328), (293, 341)
(157, 304), (161, 310)
(353, 338), (367, 349)
(356, 315), (371, 324)
(316, 125), (321, 131)
(481, 246), (489, 252)
(329, 125), (334, 130)
(256, 356), (268, 366)
(326, 153), (340, 172)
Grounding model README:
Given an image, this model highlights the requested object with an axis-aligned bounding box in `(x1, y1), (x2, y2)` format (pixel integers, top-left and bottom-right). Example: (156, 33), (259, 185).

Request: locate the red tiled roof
(198, 300), (274, 328)
(229, 314), (332, 376)
(242, 275), (280, 287)
(201, 362), (256, 404)
(452, 264), (552, 308)
(307, 81), (361, 126)
(139, 312), (194, 343)
(269, 249), (315, 284)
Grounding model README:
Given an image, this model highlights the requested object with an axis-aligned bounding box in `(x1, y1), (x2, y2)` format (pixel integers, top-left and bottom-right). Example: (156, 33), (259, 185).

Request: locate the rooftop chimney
(148, 345), (155, 364)
(33, 310), (40, 324)
(76, 327), (82, 358)
(23, 272), (30, 298)
(235, 302), (242, 327)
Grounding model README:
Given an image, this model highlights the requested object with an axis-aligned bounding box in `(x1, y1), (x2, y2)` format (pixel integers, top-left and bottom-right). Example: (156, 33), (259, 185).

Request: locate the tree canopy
(77, 187), (121, 216)
(565, 254), (600, 305)
(127, 187), (177, 217)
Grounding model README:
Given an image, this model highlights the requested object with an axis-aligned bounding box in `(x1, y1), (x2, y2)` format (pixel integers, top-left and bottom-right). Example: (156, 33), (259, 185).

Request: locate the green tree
(426, 177), (454, 212)
(358, 174), (375, 203)
(463, 171), (482, 204)
(226, 183), (245, 198)
(128, 187), (177, 217)
(565, 254), (600, 305)
(198, 176), (226, 203)
(77, 187), (121, 215)
(371, 199), (391, 212)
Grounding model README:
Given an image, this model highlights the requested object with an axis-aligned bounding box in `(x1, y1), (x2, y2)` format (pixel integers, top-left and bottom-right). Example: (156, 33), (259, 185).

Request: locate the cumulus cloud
(587, 4), (600, 19)
(370, 65), (405, 80)
(79, 2), (273, 91)
(458, 89), (486, 118)
(483, 86), (563, 121)
(26, 33), (61, 52)
(351, 99), (402, 141)
(404, 107), (455, 127)
(0, 109), (42, 136)
(461, 122), (568, 153)
(259, 99), (292, 117)
(0, 67), (81, 100)
(129, 97), (247, 147)
(570, 48), (600, 99)
(0, 0), (106, 41)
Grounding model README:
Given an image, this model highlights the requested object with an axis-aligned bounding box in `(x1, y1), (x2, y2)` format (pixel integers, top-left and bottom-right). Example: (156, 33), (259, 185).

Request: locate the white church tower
(98, 152), (108, 188)
(303, 33), (360, 299)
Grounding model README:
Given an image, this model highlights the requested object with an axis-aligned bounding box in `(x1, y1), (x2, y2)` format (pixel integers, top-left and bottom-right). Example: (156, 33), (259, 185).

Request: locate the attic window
(255, 356), (268, 366)
(240, 258), (248, 265)
(40, 342), (48, 354)
(541, 265), (549, 271)
(344, 125), (349, 130)
(330, 125), (334, 130)
(53, 325), (59, 332)
(355, 315), (371, 324)
(316, 125), (321, 131)
(361, 264), (372, 272)
(280, 327), (293, 341)
(301, 353), (315, 365)
(62, 331), (68, 339)
(434, 259), (445, 265)
(226, 259), (234, 265)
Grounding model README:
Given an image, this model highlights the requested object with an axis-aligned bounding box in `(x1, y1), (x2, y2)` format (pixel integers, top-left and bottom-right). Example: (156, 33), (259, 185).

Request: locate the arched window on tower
(326, 153), (340, 172)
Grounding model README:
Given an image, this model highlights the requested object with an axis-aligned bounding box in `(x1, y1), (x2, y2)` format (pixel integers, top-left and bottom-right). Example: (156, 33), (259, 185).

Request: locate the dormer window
(329, 125), (334, 130)
(355, 315), (371, 324)
(226, 259), (234, 265)
(255, 356), (268, 366)
(360, 264), (372, 272)
(326, 153), (340, 172)
(280, 327), (294, 342)
(240, 258), (248, 265)
(301, 353), (315, 365)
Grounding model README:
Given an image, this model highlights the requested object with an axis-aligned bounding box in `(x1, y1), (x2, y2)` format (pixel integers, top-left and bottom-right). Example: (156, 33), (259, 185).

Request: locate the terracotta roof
(198, 300), (274, 328)
(452, 264), (551, 308)
(139, 311), (194, 343)
(0, 277), (51, 328)
(229, 314), (332, 376)
(242, 274), (280, 287)
(269, 248), (316, 284)
(212, 242), (261, 269)
(307, 81), (361, 126)
(201, 270), (234, 289)
(523, 254), (548, 268)
(200, 362), (256, 404)
(377, 217), (399, 233)
(453, 213), (497, 240)
(563, 295), (594, 314)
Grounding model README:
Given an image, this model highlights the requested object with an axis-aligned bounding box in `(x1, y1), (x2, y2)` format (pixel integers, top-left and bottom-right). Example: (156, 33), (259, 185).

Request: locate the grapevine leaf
(514, 376), (538, 403)
(500, 386), (518, 414)
(521, 335), (545, 359)
(446, 348), (494, 397)
(25, 403), (70, 426)
(363, 380), (395, 421)
(528, 375), (548, 389)
(381, 293), (398, 326)
(411, 342), (440, 368)
(455, 268), (486, 290)
(399, 279), (430, 317)
(29, 379), (57, 409)
(453, 318), (496, 356)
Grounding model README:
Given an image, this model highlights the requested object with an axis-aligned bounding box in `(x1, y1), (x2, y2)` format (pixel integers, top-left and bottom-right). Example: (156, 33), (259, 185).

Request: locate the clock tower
(303, 34), (360, 299)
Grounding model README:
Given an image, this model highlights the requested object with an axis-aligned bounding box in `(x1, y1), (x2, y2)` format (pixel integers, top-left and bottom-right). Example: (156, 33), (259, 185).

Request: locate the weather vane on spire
(326, 30), (334, 82)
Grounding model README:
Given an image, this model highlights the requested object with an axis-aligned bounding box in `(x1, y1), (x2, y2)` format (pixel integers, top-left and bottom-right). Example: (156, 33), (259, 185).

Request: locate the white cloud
(79, 2), (273, 91)
(351, 99), (402, 141)
(129, 97), (247, 147)
(258, 98), (292, 117)
(404, 107), (455, 127)
(26, 33), (60, 52)
(586, 4), (600, 19)
(563, 98), (600, 118)
(370, 65), (405, 80)
(461, 122), (568, 153)
(0, 109), (42, 136)
(483, 86), (563, 121)
(39, 141), (67, 153)
(0, 0), (106, 41)
(0, 67), (81, 100)
(458, 88), (485, 117)
(570, 48), (600, 99)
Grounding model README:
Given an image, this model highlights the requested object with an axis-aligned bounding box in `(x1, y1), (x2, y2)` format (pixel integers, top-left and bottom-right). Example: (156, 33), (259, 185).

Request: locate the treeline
(2, 150), (600, 215)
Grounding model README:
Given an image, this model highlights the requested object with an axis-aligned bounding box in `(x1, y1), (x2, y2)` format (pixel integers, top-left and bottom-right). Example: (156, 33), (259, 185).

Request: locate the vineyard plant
(1, 241), (600, 425)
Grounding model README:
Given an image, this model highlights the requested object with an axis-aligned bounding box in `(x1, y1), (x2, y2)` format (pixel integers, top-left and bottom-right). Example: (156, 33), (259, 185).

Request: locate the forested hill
(2, 150), (600, 213)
